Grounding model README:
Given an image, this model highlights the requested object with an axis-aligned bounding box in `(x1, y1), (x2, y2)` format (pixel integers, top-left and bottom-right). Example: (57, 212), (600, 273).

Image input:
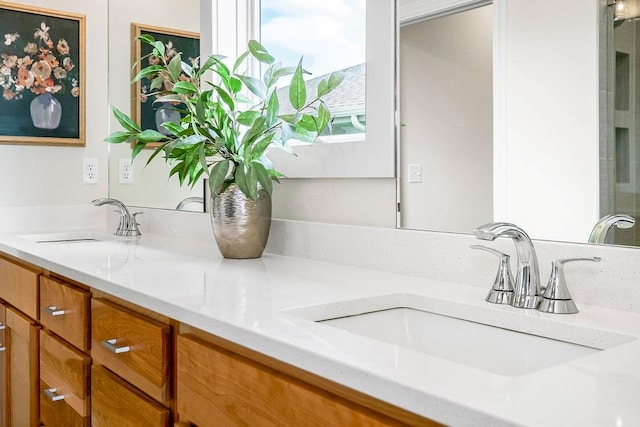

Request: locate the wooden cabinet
(91, 298), (171, 405)
(40, 329), (91, 427)
(0, 256), (40, 320)
(5, 306), (40, 427)
(176, 333), (428, 427)
(91, 365), (169, 427)
(0, 302), (7, 427)
(40, 276), (90, 352)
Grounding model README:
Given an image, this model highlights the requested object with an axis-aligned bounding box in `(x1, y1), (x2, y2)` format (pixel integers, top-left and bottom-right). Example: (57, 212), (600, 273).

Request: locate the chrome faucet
(474, 222), (541, 309)
(175, 197), (204, 211)
(92, 198), (142, 236)
(588, 214), (635, 244)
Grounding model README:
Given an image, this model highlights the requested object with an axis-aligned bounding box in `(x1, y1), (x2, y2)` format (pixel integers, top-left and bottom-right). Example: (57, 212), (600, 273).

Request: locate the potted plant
(105, 36), (343, 258)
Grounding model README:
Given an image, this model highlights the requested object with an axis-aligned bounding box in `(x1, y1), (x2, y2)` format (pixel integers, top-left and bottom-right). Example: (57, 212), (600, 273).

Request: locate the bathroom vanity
(0, 210), (639, 426)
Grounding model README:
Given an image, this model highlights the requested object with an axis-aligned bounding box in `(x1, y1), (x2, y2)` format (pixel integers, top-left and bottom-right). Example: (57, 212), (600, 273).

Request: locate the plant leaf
(241, 116), (267, 146)
(104, 131), (130, 143)
(209, 160), (230, 195)
(253, 161), (273, 195)
(251, 133), (275, 161)
(289, 58), (306, 111)
(168, 53), (182, 81)
(245, 164), (258, 200)
(137, 34), (155, 45)
(136, 129), (166, 143)
(234, 165), (251, 198)
(266, 90), (279, 127)
(112, 107), (141, 133)
(237, 111), (261, 126)
(232, 50), (250, 73)
(248, 40), (275, 64)
(316, 102), (331, 134)
(236, 74), (267, 100)
(161, 121), (184, 136)
(131, 141), (146, 159)
(172, 81), (199, 95)
(131, 65), (164, 83)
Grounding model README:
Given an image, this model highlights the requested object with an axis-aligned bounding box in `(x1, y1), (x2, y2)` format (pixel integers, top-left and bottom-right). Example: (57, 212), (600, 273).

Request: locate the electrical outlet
(119, 159), (134, 184)
(82, 158), (98, 184)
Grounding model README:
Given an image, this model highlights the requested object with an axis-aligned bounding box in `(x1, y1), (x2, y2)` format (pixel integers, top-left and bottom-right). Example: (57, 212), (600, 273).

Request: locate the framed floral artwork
(0, 1), (85, 146)
(131, 23), (199, 147)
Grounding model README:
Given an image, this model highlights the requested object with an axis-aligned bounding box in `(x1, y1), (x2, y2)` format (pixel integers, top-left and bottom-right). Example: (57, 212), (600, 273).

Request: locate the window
(258, 0), (366, 142)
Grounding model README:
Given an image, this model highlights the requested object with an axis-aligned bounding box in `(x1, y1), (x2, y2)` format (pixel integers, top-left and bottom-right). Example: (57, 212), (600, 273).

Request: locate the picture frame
(0, 1), (85, 146)
(131, 23), (199, 147)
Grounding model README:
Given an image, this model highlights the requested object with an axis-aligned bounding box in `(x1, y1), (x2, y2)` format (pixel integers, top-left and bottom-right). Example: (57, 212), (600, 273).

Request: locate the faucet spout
(92, 198), (141, 237)
(588, 214), (635, 244)
(474, 222), (541, 309)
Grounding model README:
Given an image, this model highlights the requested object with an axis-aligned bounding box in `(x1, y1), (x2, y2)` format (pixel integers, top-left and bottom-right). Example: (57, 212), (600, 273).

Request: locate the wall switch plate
(82, 158), (98, 184)
(119, 159), (134, 184)
(408, 164), (422, 183)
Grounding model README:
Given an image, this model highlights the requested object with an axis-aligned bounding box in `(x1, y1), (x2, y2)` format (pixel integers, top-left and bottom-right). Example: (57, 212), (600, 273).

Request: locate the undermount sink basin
(18, 232), (103, 244)
(285, 294), (636, 377)
(320, 308), (599, 376)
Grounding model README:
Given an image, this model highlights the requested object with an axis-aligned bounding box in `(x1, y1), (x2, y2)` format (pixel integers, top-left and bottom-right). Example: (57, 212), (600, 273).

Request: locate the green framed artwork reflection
(131, 23), (199, 147)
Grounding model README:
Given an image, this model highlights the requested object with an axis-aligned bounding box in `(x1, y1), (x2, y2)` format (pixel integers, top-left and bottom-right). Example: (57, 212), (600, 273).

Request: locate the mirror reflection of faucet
(92, 198), (142, 237)
(588, 214), (635, 244)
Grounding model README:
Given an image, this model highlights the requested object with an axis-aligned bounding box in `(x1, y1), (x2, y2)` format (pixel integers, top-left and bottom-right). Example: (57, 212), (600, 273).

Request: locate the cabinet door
(0, 303), (6, 427)
(6, 306), (40, 427)
(91, 365), (169, 427)
(91, 298), (170, 404)
(40, 330), (90, 427)
(176, 333), (403, 427)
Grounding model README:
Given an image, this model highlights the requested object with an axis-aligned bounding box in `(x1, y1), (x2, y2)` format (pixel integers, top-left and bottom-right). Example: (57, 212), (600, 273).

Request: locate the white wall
(400, 5), (493, 232)
(108, 0), (201, 210)
(496, 0), (600, 242)
(0, 0), (109, 207)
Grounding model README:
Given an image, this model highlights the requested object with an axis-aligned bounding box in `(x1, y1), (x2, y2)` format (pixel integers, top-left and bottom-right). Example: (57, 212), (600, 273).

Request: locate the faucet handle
(470, 245), (515, 305)
(538, 257), (601, 314)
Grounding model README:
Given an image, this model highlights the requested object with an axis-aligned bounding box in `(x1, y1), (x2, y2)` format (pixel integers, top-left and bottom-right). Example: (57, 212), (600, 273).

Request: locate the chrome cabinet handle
(102, 338), (130, 354)
(0, 321), (5, 330)
(44, 388), (65, 402)
(46, 306), (65, 316)
(0, 344), (5, 352)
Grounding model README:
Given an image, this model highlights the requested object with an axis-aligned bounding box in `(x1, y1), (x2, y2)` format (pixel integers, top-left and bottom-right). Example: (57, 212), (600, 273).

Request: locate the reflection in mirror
(399, 3), (493, 233)
(601, 1), (640, 245)
(259, 0), (366, 143)
(107, 0), (203, 211)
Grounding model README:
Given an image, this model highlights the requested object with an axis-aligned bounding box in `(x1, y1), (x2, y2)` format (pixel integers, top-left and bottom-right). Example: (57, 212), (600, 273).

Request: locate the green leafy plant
(105, 36), (344, 199)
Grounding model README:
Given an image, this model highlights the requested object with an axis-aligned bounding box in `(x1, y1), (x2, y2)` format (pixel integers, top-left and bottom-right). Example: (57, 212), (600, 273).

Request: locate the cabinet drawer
(40, 330), (90, 427)
(91, 298), (170, 404)
(40, 276), (90, 351)
(91, 365), (169, 427)
(176, 333), (402, 427)
(0, 256), (40, 319)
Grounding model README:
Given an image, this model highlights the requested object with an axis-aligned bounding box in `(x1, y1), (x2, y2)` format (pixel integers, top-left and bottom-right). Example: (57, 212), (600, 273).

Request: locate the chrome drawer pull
(46, 306), (65, 316)
(44, 388), (65, 402)
(102, 338), (130, 354)
(0, 344), (5, 352)
(0, 321), (5, 330)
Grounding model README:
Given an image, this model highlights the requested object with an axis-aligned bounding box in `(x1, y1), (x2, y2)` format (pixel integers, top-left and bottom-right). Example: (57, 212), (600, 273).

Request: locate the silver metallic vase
(210, 184), (272, 259)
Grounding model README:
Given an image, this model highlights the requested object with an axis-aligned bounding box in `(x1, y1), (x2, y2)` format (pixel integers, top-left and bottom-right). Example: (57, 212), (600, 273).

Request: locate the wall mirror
(106, 0), (640, 247)
(397, 0), (640, 247)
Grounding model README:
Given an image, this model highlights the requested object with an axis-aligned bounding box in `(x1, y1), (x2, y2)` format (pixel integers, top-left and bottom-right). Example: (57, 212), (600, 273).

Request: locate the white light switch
(408, 164), (422, 183)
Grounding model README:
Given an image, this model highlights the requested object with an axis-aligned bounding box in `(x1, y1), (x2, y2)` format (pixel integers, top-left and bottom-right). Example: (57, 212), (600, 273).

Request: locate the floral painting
(131, 23), (199, 145)
(0, 2), (84, 145)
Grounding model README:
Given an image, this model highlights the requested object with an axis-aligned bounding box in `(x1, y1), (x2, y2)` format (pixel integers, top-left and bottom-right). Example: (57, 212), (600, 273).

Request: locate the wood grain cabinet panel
(176, 333), (405, 427)
(40, 330), (90, 427)
(91, 365), (169, 427)
(0, 257), (40, 320)
(5, 306), (40, 427)
(40, 277), (90, 351)
(91, 298), (170, 405)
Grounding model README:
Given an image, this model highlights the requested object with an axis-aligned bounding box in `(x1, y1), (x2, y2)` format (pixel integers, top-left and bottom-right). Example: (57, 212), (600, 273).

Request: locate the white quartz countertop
(1, 229), (639, 426)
